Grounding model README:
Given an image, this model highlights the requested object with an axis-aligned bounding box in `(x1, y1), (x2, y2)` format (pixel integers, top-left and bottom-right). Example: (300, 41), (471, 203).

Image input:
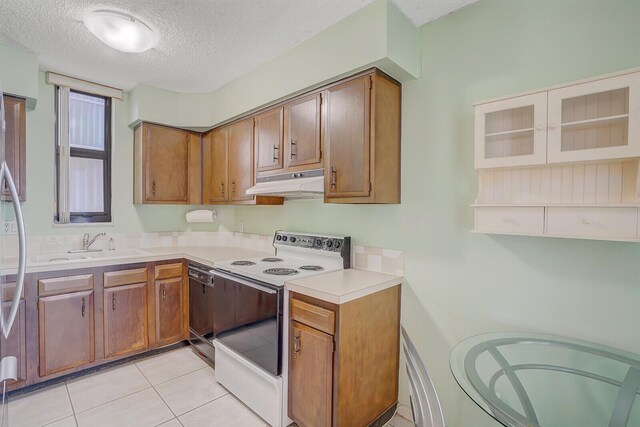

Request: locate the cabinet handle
(293, 334), (301, 356)
(502, 217), (513, 223)
(582, 218), (593, 225)
(549, 123), (558, 129)
(221, 182), (225, 196)
(273, 144), (279, 162)
(202, 283), (206, 294)
(330, 166), (337, 188)
(81, 297), (86, 317)
(232, 181), (236, 193)
(290, 139), (296, 159)
(112, 294), (116, 311)
(162, 284), (167, 301)
(152, 180), (156, 195)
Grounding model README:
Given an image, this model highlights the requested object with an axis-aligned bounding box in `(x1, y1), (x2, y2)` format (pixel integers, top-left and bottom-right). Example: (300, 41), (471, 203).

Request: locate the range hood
(246, 169), (324, 199)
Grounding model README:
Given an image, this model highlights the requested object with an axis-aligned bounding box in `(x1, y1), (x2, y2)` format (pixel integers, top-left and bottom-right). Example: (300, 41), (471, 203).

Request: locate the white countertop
(286, 268), (403, 304)
(0, 246), (271, 275)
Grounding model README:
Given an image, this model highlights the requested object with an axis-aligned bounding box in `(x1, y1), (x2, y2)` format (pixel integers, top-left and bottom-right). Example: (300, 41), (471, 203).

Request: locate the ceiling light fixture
(83, 10), (158, 53)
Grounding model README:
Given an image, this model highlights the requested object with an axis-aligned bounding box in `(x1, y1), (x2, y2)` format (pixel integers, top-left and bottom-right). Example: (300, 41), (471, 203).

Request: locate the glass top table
(450, 332), (640, 427)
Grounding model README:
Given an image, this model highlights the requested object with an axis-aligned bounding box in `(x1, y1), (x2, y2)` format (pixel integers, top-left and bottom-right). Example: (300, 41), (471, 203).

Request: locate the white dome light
(83, 10), (158, 53)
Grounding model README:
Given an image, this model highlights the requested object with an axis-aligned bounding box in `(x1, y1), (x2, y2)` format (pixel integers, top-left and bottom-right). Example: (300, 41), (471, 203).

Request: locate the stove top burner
(299, 265), (324, 271)
(231, 260), (257, 266)
(263, 268), (299, 276)
(261, 257), (284, 262)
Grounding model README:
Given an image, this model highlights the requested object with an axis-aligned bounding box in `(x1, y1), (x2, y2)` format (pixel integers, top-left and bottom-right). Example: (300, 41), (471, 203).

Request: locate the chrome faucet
(82, 232), (106, 251)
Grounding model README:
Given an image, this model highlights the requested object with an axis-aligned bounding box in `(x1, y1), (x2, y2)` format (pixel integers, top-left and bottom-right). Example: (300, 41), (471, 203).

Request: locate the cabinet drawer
(104, 268), (148, 288)
(39, 274), (94, 296)
(547, 207), (638, 239)
(291, 299), (335, 335)
(475, 207), (544, 235)
(154, 263), (183, 280)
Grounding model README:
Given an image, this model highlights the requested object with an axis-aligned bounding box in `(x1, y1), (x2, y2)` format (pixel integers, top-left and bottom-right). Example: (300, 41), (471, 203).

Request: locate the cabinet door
(324, 76), (371, 198)
(2, 96), (26, 201)
(0, 300), (26, 386)
(548, 72), (640, 163)
(475, 92), (548, 168)
(228, 118), (254, 202)
(255, 108), (284, 173)
(155, 278), (186, 346)
(288, 321), (333, 427)
(104, 283), (148, 358)
(39, 291), (95, 377)
(144, 124), (190, 203)
(285, 93), (322, 170)
(203, 128), (229, 203)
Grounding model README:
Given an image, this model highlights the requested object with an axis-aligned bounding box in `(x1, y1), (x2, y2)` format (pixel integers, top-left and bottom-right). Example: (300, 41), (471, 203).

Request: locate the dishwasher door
(188, 265), (215, 362)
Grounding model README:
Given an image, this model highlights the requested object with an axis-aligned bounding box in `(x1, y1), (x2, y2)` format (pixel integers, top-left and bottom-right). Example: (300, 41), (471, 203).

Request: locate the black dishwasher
(187, 263), (216, 363)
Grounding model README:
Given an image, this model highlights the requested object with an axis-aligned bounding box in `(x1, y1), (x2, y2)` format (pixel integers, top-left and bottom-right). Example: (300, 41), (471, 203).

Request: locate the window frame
(55, 87), (112, 224)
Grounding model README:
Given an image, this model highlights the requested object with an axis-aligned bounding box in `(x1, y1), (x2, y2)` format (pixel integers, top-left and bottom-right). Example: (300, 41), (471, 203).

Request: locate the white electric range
(210, 231), (351, 427)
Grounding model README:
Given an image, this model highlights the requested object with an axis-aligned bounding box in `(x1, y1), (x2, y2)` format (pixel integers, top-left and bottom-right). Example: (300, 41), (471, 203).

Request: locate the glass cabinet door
(547, 72), (640, 163)
(474, 92), (547, 168)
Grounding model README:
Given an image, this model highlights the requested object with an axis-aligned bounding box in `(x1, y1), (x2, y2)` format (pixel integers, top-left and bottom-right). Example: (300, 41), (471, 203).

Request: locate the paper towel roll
(186, 209), (217, 223)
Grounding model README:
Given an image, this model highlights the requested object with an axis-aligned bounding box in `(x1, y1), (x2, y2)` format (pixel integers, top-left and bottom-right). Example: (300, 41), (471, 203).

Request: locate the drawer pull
(502, 217), (513, 223)
(81, 297), (86, 317)
(293, 334), (301, 356)
(582, 218), (593, 225)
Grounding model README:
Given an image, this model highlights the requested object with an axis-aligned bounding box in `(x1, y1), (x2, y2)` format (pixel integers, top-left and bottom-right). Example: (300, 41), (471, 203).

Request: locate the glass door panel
(475, 92), (547, 168)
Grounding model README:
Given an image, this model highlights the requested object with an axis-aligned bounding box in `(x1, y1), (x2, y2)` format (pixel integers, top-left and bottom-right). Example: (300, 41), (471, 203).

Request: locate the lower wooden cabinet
(156, 278), (185, 345)
(0, 299), (26, 387)
(38, 290), (95, 377)
(289, 321), (334, 427)
(289, 286), (401, 427)
(104, 282), (148, 358)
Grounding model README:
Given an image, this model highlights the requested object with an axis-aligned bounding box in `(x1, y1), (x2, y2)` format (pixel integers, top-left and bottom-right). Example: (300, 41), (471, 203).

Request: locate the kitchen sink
(31, 248), (147, 263)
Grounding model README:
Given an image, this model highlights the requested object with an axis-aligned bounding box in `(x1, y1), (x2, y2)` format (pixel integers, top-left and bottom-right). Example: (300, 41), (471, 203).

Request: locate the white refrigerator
(0, 79), (27, 426)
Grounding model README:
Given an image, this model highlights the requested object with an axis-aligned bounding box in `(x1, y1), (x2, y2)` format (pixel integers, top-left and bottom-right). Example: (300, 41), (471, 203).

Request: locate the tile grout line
(72, 386), (154, 417)
(150, 366), (213, 388)
(171, 392), (232, 423)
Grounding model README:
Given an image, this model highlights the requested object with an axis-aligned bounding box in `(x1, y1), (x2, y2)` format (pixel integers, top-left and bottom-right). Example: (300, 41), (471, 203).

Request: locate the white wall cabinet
(548, 73), (640, 164)
(473, 69), (640, 242)
(475, 93), (547, 168)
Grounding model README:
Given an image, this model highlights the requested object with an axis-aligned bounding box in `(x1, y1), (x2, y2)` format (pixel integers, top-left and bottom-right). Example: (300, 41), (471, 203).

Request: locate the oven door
(212, 270), (282, 376)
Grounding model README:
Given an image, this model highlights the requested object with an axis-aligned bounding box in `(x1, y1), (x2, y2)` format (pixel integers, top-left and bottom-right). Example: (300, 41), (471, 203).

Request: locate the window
(55, 88), (112, 223)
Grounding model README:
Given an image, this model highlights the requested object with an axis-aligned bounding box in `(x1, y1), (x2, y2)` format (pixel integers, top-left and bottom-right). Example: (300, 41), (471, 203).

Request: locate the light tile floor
(7, 347), (413, 427)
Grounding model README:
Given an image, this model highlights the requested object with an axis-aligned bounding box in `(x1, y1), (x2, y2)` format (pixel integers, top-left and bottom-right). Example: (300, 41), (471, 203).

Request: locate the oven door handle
(213, 270), (277, 294)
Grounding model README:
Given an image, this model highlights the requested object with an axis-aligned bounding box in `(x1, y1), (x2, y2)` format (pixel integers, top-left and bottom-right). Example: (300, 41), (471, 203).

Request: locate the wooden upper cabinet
(285, 93), (322, 171)
(324, 76), (371, 198)
(289, 321), (333, 427)
(255, 107), (284, 174)
(228, 118), (255, 202)
(134, 123), (202, 204)
(104, 282), (148, 359)
(39, 290), (95, 377)
(2, 96), (26, 201)
(324, 72), (401, 204)
(203, 128), (229, 203)
(155, 277), (186, 346)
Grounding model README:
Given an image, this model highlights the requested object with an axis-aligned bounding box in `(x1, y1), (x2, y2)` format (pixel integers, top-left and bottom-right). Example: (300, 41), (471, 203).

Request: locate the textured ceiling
(0, 0), (477, 93)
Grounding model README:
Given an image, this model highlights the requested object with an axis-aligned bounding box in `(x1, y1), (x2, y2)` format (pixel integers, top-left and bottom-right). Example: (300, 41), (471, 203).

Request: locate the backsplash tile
(352, 245), (404, 276)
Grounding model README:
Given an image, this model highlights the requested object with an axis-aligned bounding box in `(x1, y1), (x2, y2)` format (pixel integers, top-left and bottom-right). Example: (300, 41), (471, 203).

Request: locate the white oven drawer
(475, 207), (544, 235)
(547, 207), (638, 239)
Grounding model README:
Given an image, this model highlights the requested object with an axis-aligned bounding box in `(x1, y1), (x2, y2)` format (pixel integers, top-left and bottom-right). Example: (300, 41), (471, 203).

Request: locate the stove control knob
(315, 239), (323, 247)
(334, 240), (341, 249)
(290, 237), (297, 243)
(325, 240), (333, 248)
(276, 235), (282, 241)
(282, 236), (288, 242)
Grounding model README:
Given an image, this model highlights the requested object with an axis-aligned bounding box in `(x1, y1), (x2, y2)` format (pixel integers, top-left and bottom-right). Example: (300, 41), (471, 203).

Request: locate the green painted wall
(19, 73), (236, 236)
(0, 44), (38, 107)
(232, 1), (640, 425)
